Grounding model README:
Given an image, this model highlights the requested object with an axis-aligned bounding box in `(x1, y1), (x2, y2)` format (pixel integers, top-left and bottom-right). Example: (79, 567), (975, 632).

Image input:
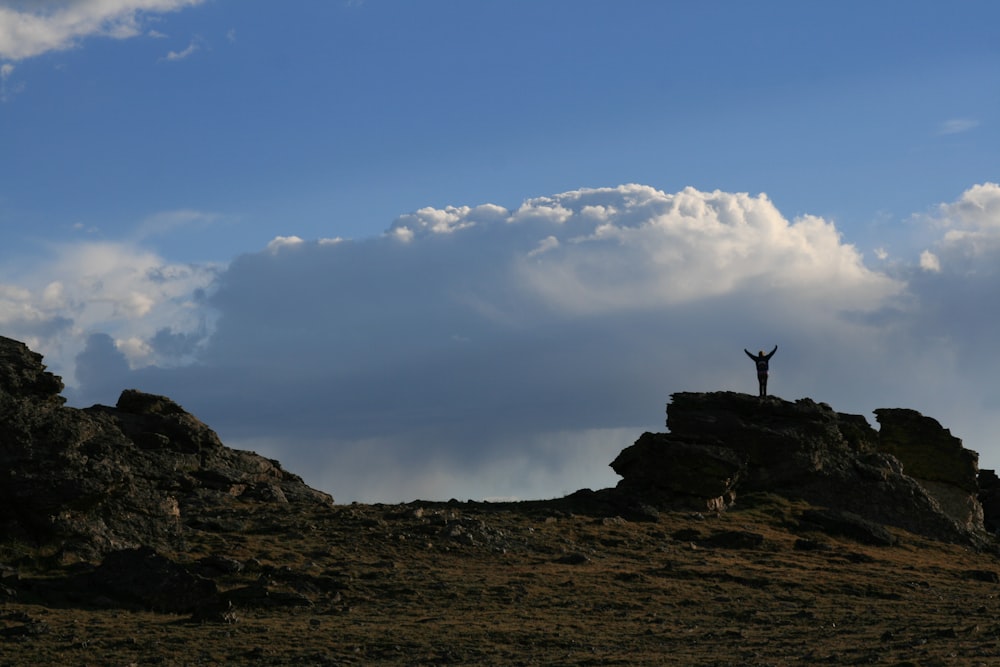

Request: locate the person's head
(758, 350), (764, 357)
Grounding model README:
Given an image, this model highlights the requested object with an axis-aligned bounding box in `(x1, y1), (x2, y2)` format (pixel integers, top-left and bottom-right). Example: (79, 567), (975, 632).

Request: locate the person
(744, 345), (777, 398)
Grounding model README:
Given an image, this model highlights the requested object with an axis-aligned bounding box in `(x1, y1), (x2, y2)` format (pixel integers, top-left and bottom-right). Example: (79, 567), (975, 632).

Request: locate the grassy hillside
(2, 492), (999, 666)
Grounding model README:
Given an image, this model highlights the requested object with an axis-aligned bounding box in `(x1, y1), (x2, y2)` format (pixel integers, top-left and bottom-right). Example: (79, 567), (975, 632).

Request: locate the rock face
(0, 336), (332, 561)
(611, 392), (987, 544)
(874, 408), (983, 532)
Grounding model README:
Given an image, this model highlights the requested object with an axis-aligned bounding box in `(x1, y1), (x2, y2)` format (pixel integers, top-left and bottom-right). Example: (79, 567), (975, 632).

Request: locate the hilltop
(2, 335), (1000, 665)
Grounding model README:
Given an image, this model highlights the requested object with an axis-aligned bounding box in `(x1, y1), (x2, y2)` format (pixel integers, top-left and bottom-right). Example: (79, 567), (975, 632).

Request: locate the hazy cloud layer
(0, 0), (203, 61)
(7, 184), (1000, 502)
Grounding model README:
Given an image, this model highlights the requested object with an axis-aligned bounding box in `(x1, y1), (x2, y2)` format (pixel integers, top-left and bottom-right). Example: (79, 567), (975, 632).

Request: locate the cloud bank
(4, 183), (1000, 503)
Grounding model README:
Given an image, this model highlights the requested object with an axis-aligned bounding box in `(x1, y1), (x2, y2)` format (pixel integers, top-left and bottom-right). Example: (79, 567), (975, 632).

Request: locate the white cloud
(265, 235), (305, 253)
(510, 186), (900, 315)
(919, 250), (941, 272)
(0, 0), (204, 61)
(926, 182), (1000, 268)
(527, 235), (559, 258)
(0, 240), (219, 391)
(160, 37), (199, 61)
(68, 185), (916, 502)
(0, 60), (22, 101)
(389, 204), (507, 237)
(17, 183), (1000, 503)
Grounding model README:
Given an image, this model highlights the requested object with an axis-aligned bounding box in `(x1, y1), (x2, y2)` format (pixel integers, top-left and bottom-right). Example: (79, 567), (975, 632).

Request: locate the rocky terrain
(3, 335), (1000, 665)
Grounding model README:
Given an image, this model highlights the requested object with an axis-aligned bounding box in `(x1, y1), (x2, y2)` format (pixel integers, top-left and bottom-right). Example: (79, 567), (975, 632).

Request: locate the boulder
(610, 433), (743, 511)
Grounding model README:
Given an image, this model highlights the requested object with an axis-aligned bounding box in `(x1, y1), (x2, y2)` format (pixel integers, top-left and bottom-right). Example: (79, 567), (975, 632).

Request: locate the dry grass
(3, 493), (1000, 666)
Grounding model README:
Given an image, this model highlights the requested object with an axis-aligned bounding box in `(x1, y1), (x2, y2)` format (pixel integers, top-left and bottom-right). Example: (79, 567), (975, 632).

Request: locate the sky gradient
(1, 1), (999, 502)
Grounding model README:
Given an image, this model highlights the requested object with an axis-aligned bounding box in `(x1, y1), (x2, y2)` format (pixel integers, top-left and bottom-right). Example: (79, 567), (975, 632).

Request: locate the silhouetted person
(745, 345), (777, 398)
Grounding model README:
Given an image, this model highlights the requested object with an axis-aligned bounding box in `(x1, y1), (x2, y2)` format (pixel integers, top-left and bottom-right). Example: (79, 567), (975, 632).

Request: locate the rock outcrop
(874, 408), (983, 532)
(611, 392), (988, 544)
(0, 336), (332, 561)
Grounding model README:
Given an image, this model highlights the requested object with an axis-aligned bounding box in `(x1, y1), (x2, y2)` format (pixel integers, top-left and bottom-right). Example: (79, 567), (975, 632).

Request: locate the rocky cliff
(611, 392), (991, 545)
(0, 336), (332, 561)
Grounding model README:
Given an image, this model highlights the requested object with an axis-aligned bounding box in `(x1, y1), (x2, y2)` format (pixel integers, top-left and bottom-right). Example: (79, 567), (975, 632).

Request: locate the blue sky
(1, 1), (999, 502)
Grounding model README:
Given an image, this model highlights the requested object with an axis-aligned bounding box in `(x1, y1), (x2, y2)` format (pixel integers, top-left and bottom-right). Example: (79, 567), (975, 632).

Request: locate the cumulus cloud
(0, 0), (204, 61)
(898, 182), (1000, 380)
(919, 250), (941, 272)
(17, 183), (1000, 503)
(509, 186), (899, 315)
(931, 182), (1000, 263)
(75, 185), (926, 503)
